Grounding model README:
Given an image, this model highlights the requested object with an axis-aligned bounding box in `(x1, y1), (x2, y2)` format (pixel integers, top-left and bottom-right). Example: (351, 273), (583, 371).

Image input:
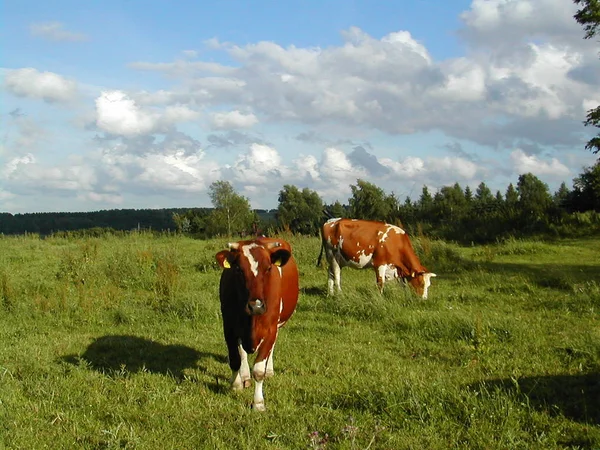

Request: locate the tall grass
(0, 231), (598, 449)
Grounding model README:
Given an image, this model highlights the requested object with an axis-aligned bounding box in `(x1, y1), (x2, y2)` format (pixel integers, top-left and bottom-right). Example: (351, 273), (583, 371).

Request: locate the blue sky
(1, 0), (598, 213)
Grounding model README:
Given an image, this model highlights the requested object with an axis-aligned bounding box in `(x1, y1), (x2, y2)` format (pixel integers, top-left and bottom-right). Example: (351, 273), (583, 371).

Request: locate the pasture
(0, 232), (599, 449)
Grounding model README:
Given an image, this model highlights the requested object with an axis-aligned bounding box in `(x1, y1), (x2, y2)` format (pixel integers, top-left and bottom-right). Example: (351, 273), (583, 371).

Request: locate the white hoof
(251, 402), (266, 412)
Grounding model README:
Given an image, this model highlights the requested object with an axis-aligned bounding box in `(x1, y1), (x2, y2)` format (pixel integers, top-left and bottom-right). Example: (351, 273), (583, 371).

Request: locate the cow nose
(247, 299), (266, 315)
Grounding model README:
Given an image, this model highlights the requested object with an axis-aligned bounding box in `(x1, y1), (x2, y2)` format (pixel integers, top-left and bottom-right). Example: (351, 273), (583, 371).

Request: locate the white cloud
(4, 68), (78, 103)
(3, 154), (98, 192)
(3, 0), (598, 212)
(320, 147), (367, 184)
(427, 156), (480, 180)
(3, 154), (36, 178)
(95, 91), (199, 137)
(125, 10), (596, 148)
(460, 0), (582, 46)
(30, 22), (87, 42)
(96, 91), (161, 136)
(228, 143), (284, 185)
(510, 149), (571, 178)
(292, 154), (320, 181)
(380, 156), (426, 178)
(77, 192), (123, 205)
(210, 110), (258, 130)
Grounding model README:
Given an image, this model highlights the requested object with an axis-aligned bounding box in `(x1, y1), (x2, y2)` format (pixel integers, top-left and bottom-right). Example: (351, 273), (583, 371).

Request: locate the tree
(206, 181), (254, 236)
(432, 183), (468, 224)
(326, 200), (347, 219)
(475, 182), (494, 204)
(516, 173), (553, 226)
(553, 182), (571, 208)
(464, 185), (474, 203)
(571, 161), (600, 211)
(348, 179), (392, 221)
(574, 0), (600, 155)
(277, 185), (324, 235)
(505, 183), (519, 206)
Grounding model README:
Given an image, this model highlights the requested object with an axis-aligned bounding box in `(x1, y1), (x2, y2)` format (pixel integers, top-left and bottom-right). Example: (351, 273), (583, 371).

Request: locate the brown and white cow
(317, 218), (436, 298)
(215, 237), (299, 411)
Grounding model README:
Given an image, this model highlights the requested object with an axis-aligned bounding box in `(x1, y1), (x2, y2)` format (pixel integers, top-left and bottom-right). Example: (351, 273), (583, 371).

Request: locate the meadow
(0, 231), (599, 449)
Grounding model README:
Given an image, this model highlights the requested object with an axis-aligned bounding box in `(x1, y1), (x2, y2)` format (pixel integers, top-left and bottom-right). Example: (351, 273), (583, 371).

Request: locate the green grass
(0, 232), (599, 449)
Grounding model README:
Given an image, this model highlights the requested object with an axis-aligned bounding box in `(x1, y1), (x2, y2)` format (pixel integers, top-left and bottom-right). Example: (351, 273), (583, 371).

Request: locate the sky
(1, 0), (599, 213)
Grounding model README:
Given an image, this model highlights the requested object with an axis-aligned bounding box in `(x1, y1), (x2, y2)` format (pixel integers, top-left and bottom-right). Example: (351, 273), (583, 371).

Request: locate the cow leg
(327, 258), (341, 295)
(238, 344), (252, 388)
(265, 341), (275, 378)
(376, 265), (387, 294)
(228, 340), (251, 390)
(252, 358), (267, 411)
(251, 337), (276, 411)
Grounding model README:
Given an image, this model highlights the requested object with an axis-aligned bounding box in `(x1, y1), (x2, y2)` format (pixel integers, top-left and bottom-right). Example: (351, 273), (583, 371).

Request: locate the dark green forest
(1, 161), (599, 244)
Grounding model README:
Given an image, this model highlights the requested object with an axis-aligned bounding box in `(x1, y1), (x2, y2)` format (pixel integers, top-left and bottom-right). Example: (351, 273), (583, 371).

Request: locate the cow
(215, 237), (299, 411)
(317, 218), (436, 298)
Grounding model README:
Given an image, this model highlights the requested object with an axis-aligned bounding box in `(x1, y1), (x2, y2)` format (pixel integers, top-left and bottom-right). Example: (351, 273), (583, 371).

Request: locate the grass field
(0, 231), (599, 449)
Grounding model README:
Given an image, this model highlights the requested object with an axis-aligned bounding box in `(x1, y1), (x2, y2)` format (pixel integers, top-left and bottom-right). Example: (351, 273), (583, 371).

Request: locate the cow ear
(270, 249), (291, 267)
(215, 250), (233, 269)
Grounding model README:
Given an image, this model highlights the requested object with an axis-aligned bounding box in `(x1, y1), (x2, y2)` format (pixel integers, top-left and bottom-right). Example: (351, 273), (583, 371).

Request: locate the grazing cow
(317, 218), (436, 298)
(215, 237), (299, 411)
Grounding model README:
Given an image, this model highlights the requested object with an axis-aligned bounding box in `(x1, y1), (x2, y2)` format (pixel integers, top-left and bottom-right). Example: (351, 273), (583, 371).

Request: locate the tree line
(174, 162), (600, 243)
(2, 161), (599, 243)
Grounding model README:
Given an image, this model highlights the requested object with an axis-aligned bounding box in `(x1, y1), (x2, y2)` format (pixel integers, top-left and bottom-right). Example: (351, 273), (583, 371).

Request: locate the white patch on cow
(379, 224), (405, 244)
(326, 217), (341, 227)
(255, 338), (264, 352)
(378, 264), (398, 281)
(421, 272), (436, 299)
(231, 343), (251, 390)
(266, 341), (275, 377)
(277, 266), (282, 276)
(252, 359), (267, 411)
(242, 243), (259, 276)
(343, 249), (373, 269)
(327, 257), (342, 294)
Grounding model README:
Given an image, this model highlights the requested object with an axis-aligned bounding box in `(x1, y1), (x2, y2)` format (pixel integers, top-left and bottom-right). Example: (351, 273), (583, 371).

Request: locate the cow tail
(316, 238), (324, 268)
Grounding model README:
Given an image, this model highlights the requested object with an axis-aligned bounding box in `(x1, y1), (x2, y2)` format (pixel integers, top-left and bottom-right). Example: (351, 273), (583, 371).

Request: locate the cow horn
(228, 242), (240, 250)
(266, 241), (282, 249)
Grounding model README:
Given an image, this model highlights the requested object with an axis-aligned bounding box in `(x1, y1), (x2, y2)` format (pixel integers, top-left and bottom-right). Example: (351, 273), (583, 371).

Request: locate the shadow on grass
(478, 261), (598, 290)
(301, 285), (327, 297)
(472, 372), (600, 425)
(62, 334), (227, 380)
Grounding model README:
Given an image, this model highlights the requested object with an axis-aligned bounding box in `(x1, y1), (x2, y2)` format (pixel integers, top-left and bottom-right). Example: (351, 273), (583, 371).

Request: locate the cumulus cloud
(510, 149), (571, 178)
(2, 154), (98, 193)
(459, 0), (582, 47)
(3, 0), (597, 211)
(209, 110), (258, 130)
(4, 68), (78, 103)
(125, 5), (597, 149)
(30, 22), (87, 42)
(95, 91), (199, 137)
(96, 91), (161, 136)
(227, 143), (284, 185)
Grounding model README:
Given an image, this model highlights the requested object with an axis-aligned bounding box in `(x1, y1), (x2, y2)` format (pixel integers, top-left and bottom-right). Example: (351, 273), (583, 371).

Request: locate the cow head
(216, 239), (292, 316)
(404, 271), (437, 299)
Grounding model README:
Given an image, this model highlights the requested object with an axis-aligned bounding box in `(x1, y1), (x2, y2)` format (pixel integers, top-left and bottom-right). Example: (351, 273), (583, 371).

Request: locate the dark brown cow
(215, 237), (299, 411)
(317, 218), (436, 298)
